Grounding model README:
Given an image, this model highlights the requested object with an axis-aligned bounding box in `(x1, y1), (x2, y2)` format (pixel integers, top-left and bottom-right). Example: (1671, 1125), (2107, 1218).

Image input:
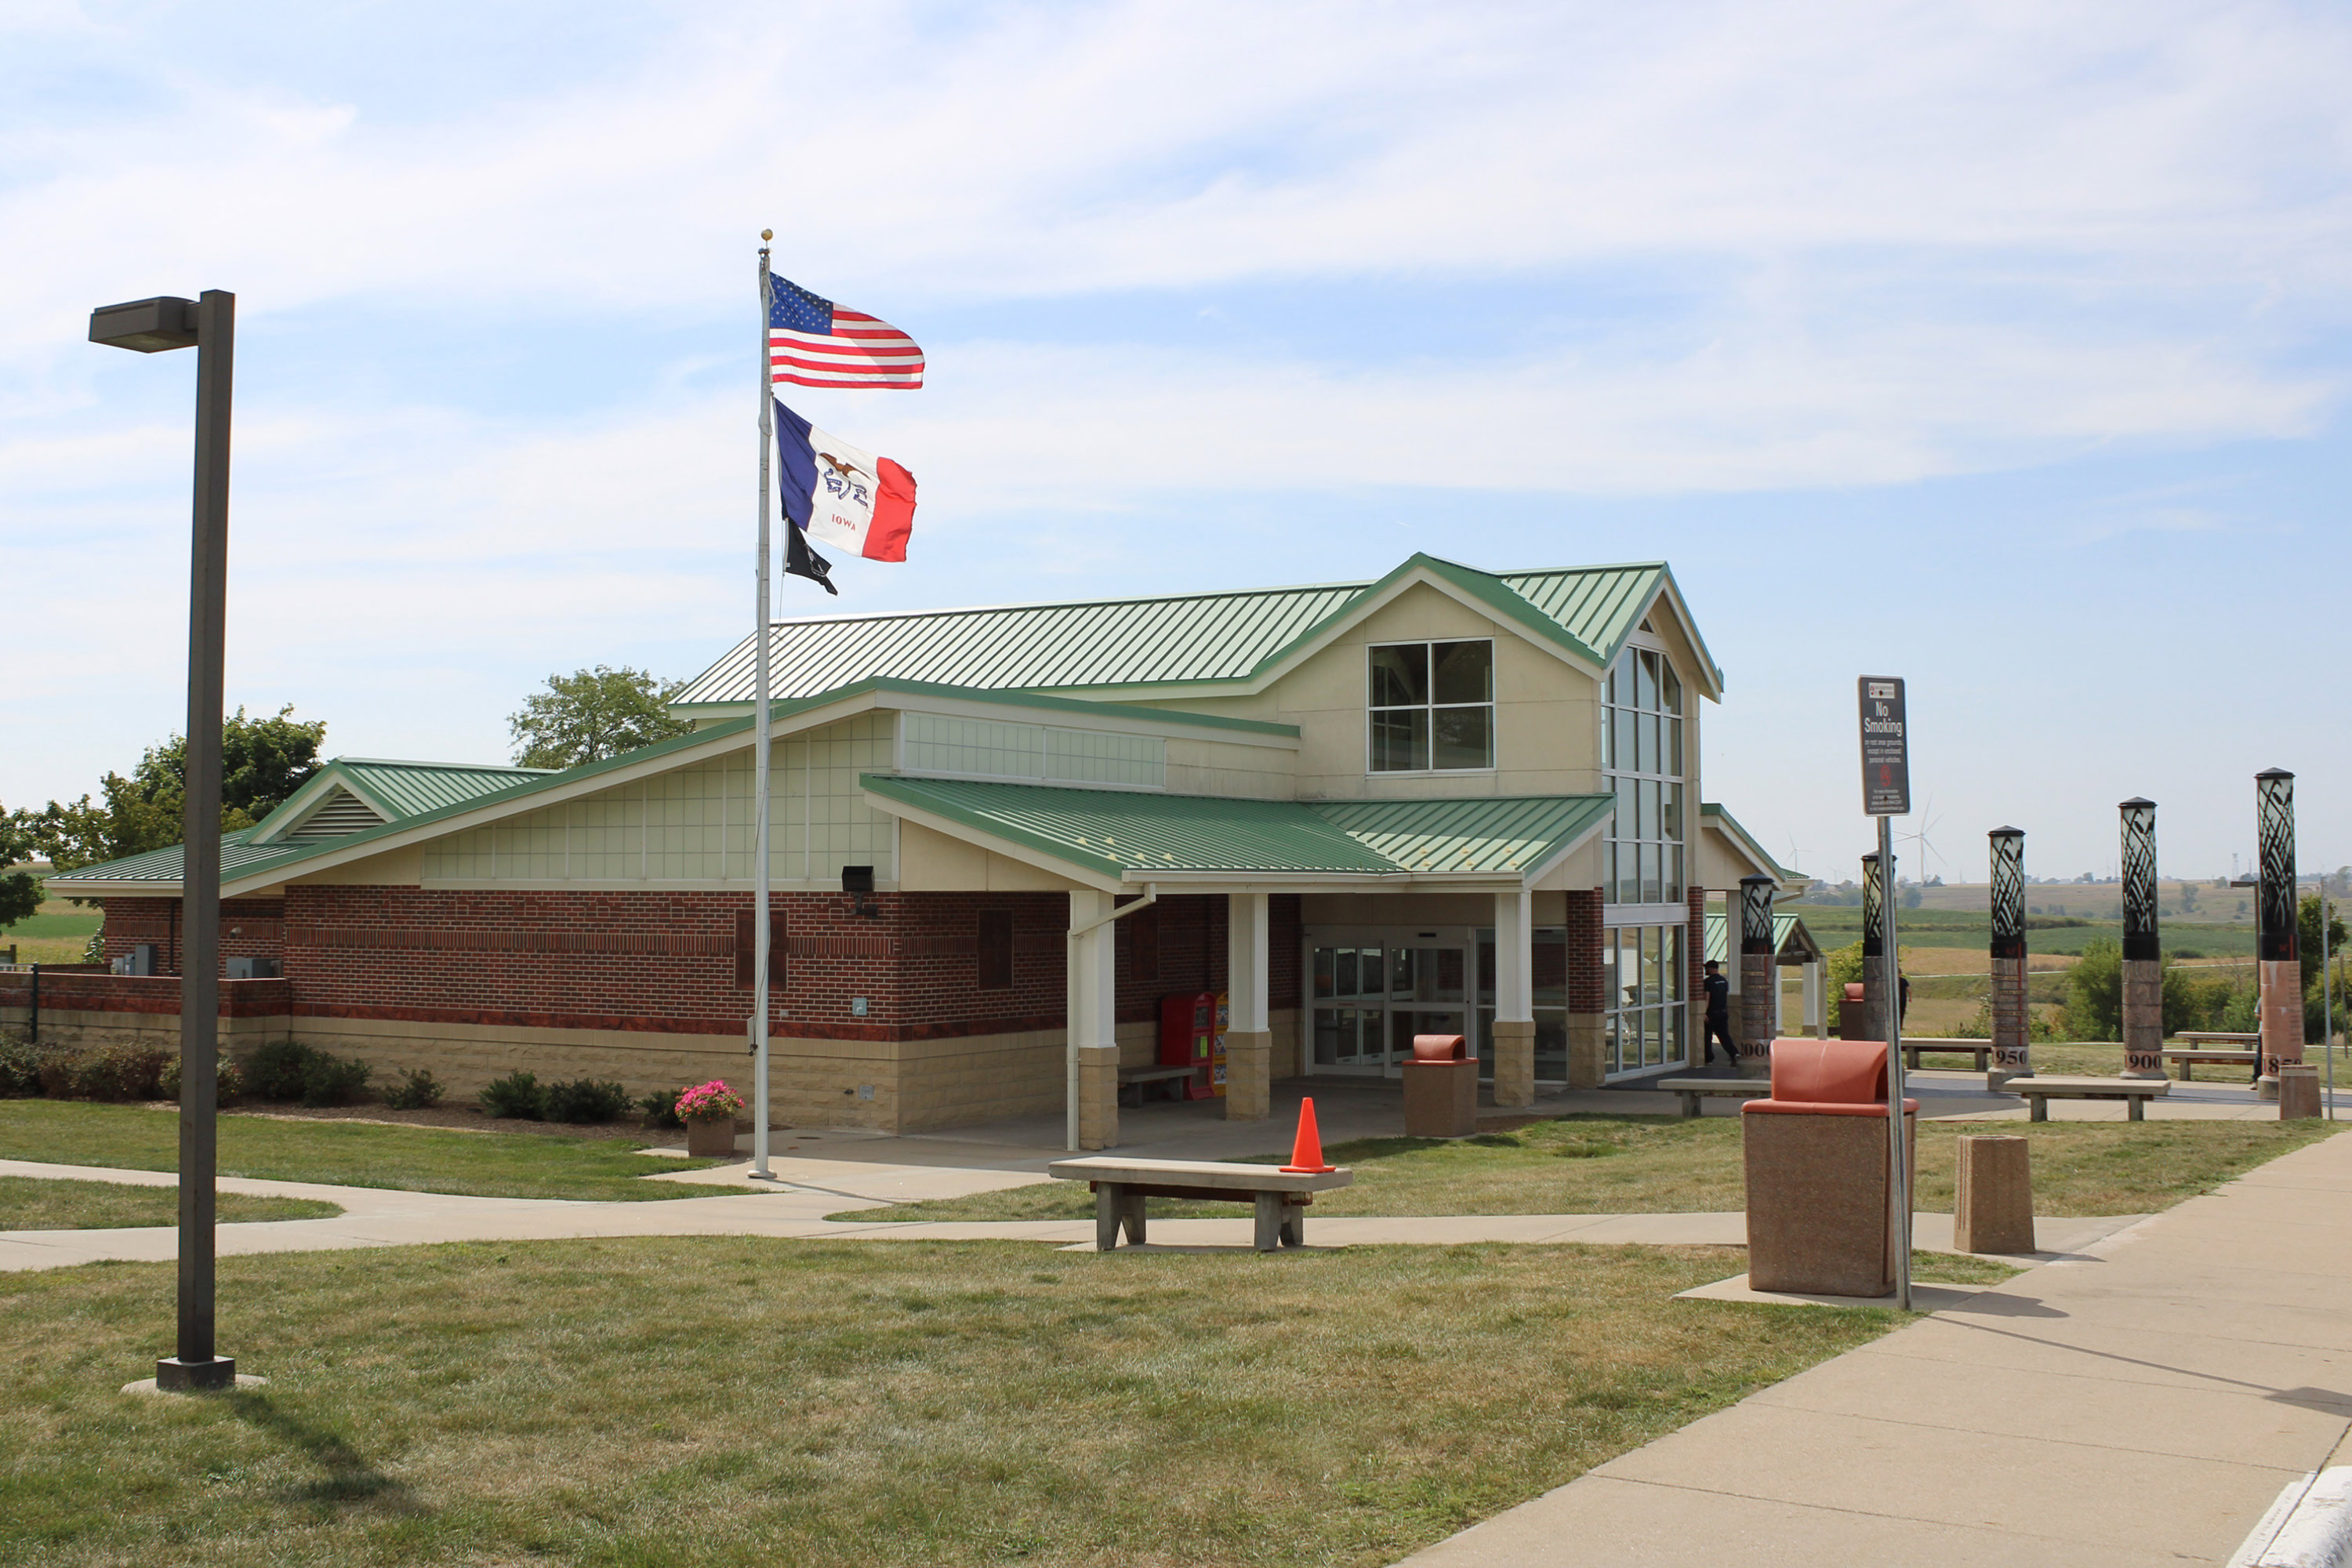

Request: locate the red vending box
(1160, 991), (1218, 1101)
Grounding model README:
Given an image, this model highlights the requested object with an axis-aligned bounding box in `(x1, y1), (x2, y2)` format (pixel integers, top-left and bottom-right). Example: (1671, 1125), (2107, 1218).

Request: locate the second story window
(1369, 640), (1494, 772)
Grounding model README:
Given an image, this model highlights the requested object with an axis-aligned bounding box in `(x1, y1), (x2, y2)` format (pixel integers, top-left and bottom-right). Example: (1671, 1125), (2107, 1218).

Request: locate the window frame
(1364, 638), (1497, 775)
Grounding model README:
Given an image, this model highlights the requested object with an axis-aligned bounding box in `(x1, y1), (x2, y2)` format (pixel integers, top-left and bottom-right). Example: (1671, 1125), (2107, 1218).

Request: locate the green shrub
(245, 1038), (320, 1102)
(0, 1031), (52, 1098)
(383, 1068), (445, 1110)
(158, 1053), (246, 1103)
(300, 1051), (372, 1107)
(543, 1077), (631, 1123)
(38, 1043), (172, 1102)
(637, 1087), (683, 1128)
(479, 1070), (546, 1120)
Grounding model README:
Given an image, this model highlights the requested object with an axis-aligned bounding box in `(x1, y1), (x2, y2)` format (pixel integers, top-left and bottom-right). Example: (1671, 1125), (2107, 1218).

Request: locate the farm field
(0, 897), (101, 965)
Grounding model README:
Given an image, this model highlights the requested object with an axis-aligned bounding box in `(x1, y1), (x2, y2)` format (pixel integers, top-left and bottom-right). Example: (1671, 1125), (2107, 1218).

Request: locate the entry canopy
(861, 774), (1615, 888)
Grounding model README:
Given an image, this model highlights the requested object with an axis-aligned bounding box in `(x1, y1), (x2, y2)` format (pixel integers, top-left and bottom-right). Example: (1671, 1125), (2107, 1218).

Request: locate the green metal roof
(862, 775), (1613, 882)
(675, 554), (1715, 709)
(334, 759), (556, 818)
(1703, 910), (1820, 965)
(46, 677), (1301, 896)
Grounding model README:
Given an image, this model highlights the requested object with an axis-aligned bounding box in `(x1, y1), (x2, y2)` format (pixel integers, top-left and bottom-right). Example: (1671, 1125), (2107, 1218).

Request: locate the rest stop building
(43, 553), (1803, 1146)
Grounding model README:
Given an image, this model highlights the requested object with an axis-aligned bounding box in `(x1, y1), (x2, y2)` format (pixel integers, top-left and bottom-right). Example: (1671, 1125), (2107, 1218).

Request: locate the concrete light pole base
(128, 1359), (260, 1396)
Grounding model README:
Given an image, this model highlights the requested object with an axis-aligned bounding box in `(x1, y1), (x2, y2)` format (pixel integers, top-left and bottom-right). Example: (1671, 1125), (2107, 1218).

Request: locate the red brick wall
(100, 896), (285, 975)
(1566, 887), (1605, 1011)
(0, 971), (289, 1018)
(85, 886), (1311, 1046)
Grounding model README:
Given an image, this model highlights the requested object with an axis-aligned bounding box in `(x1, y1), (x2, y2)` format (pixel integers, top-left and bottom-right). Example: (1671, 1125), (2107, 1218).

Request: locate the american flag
(768, 276), (924, 390)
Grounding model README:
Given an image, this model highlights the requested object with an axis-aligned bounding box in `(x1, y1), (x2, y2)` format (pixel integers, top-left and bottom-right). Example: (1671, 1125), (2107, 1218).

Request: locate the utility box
(1742, 1038), (1917, 1298)
(123, 943), (158, 976)
(1402, 1033), (1478, 1138)
(225, 956), (281, 980)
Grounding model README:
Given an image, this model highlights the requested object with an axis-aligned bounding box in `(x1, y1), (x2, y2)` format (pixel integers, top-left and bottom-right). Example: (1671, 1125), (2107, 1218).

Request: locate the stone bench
(1653, 1076), (1773, 1119)
(2161, 1048), (2259, 1082)
(1902, 1040), (1995, 1069)
(1116, 1065), (1195, 1107)
(1048, 1156), (1354, 1251)
(2005, 1076), (2170, 1122)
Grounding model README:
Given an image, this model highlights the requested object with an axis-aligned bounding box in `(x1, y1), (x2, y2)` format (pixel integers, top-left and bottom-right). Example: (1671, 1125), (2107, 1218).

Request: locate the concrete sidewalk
(0, 1157), (2142, 1269)
(1396, 1127), (2352, 1568)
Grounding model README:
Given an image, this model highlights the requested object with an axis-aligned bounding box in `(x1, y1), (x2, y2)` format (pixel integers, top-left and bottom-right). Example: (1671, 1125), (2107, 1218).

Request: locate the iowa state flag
(774, 399), (916, 562)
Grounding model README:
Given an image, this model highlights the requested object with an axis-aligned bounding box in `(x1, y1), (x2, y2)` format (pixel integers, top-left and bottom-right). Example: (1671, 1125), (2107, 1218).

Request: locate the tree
(0, 871), (39, 928)
(17, 706), (327, 870)
(508, 666), (690, 769)
(2064, 938), (2124, 1040)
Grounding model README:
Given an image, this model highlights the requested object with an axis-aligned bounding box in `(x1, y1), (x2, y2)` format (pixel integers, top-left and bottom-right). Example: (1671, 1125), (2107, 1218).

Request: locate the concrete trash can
(1743, 1038), (1917, 1298)
(1402, 1033), (1479, 1138)
(1835, 982), (1870, 1040)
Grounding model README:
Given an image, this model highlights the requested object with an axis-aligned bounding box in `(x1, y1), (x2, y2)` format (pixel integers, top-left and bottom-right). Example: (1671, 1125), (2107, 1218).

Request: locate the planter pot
(685, 1117), (738, 1158)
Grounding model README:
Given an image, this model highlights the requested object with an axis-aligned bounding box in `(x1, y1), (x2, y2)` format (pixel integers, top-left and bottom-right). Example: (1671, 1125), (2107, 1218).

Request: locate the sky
(2, 0), (2348, 885)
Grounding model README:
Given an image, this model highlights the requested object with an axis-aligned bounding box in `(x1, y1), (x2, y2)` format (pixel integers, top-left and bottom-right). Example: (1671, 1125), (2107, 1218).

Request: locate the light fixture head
(89, 296), (198, 352)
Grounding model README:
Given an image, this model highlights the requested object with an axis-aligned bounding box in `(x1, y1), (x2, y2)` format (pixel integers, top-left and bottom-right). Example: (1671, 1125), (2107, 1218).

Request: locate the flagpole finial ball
(760, 229), (773, 241)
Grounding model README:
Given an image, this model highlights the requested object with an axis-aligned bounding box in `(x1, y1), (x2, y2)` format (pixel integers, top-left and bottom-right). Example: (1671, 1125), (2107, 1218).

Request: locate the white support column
(1774, 966), (1788, 1035)
(1066, 889), (1119, 1151)
(1225, 891), (1272, 1120)
(1802, 960), (1824, 1037)
(1494, 888), (1535, 1108)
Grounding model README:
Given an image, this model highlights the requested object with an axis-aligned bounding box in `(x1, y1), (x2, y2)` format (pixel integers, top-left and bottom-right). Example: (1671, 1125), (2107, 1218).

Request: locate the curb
(2230, 1469), (2352, 1568)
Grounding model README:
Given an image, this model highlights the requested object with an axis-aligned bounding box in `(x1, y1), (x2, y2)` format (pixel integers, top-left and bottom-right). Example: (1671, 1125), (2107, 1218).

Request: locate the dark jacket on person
(1704, 972), (1730, 1021)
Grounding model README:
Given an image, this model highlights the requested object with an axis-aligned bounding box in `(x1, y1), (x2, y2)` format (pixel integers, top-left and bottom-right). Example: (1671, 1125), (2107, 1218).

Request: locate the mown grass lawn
(0, 1102), (721, 1201)
(0, 1236), (1907, 1567)
(844, 1116), (2339, 1225)
(0, 1175), (341, 1229)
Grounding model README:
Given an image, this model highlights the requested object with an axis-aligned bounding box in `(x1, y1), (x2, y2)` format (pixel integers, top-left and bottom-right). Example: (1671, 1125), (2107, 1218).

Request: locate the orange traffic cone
(1281, 1096), (1334, 1173)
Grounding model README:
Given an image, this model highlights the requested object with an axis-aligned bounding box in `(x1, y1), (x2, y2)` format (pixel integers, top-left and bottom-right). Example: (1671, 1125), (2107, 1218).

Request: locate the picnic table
(1048, 1156), (1353, 1251)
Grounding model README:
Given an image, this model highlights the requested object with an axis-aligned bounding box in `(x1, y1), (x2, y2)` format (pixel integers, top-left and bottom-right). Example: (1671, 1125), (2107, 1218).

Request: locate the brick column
(1988, 827), (2031, 1085)
(2119, 799), (2165, 1079)
(2256, 769), (2299, 1100)
(1737, 874), (1776, 1077)
(1224, 891), (1271, 1120)
(1565, 887), (1606, 1089)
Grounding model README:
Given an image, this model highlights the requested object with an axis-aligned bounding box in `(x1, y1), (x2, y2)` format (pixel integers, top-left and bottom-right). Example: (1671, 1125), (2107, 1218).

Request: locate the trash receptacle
(1742, 1038), (1918, 1298)
(1402, 1033), (1478, 1138)
(1835, 982), (1870, 1040)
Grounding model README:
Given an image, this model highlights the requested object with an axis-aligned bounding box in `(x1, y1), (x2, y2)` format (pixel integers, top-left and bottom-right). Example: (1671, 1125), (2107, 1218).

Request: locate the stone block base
(1490, 1019), (1535, 1108)
(1566, 1014), (1604, 1091)
(1954, 1134), (2035, 1254)
(1075, 1044), (1120, 1149)
(2260, 959), (2303, 1096)
(2278, 1064), (2321, 1120)
(1402, 1058), (1479, 1138)
(1744, 1108), (1916, 1298)
(1223, 1031), (1272, 1121)
(2121, 958), (2165, 1077)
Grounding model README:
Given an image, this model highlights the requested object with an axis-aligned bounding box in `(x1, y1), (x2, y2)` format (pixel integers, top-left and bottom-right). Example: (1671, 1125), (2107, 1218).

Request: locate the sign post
(1859, 676), (1911, 1310)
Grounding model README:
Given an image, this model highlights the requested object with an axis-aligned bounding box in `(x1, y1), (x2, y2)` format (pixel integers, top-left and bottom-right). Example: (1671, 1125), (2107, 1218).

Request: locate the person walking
(1701, 959), (1737, 1069)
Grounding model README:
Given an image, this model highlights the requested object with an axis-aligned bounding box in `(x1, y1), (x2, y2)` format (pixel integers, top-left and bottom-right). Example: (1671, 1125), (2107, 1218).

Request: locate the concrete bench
(1048, 1156), (1353, 1251)
(2005, 1076), (2170, 1122)
(2161, 1048), (2259, 1081)
(1902, 1040), (1995, 1069)
(1117, 1065), (1195, 1107)
(1653, 1076), (1773, 1119)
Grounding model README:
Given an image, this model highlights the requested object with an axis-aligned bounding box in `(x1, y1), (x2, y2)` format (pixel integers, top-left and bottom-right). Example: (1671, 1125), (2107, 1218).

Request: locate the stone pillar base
(1738, 952), (1775, 1062)
(1990, 955), (2031, 1085)
(1492, 1018), (1536, 1108)
(1954, 1134), (2035, 1254)
(1566, 1014), (1604, 1091)
(1223, 1031), (1272, 1121)
(2278, 1064), (2321, 1120)
(2121, 957), (2165, 1078)
(2259, 959), (2303, 1099)
(1075, 1044), (1120, 1149)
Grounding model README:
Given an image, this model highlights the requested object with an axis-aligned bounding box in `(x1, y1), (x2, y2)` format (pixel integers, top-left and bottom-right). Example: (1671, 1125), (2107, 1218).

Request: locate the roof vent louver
(283, 786), (390, 840)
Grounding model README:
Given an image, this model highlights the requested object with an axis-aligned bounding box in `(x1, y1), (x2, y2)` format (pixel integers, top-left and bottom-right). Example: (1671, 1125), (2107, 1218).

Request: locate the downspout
(1066, 884), (1159, 1152)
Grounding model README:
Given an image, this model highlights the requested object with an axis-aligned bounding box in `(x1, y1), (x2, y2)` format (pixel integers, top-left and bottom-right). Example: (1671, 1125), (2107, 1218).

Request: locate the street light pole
(89, 290), (241, 1392)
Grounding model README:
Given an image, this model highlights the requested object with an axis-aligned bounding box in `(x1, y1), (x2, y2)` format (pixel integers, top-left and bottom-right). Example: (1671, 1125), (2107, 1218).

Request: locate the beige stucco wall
(896, 821), (1082, 892)
(1164, 735), (1295, 798)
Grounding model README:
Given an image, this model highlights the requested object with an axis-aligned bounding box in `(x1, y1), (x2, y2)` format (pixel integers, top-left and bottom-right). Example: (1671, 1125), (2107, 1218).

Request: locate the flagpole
(749, 230), (777, 1183)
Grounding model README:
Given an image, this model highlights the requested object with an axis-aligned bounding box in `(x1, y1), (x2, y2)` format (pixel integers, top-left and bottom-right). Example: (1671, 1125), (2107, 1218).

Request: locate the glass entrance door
(1309, 932), (1471, 1078)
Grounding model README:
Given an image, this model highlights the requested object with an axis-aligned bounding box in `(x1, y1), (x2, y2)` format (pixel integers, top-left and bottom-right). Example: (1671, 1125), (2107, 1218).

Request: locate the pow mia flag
(785, 514), (837, 596)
